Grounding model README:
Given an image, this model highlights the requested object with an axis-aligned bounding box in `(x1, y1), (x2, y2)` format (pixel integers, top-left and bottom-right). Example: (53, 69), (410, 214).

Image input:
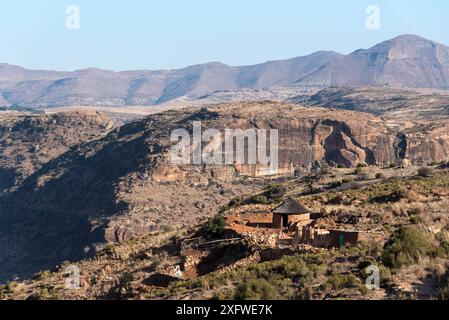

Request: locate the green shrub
(265, 184), (287, 200)
(408, 208), (422, 216)
(358, 263), (392, 286)
(6, 281), (18, 293)
(201, 215), (227, 239)
(418, 167), (433, 178)
(410, 215), (424, 225)
(228, 196), (243, 208)
(382, 226), (436, 268)
(251, 195), (269, 204)
(326, 274), (359, 290)
(0, 281), (18, 297)
(327, 194), (345, 205)
(161, 225), (173, 233)
(375, 173), (385, 179)
(369, 188), (409, 204)
(378, 265), (392, 285)
(33, 270), (51, 281)
(248, 185), (286, 205)
(358, 260), (374, 271)
(328, 180), (342, 188)
(436, 231), (449, 257)
(295, 286), (313, 300)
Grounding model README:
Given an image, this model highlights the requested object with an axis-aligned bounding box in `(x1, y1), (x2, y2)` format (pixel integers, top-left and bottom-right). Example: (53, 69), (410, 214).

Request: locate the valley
(2, 90), (449, 300)
(2, 34), (449, 301)
(2, 163), (449, 300)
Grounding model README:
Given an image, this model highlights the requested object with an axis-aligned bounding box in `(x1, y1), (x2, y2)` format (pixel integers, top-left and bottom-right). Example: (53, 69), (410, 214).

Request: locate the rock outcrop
(2, 101), (449, 281)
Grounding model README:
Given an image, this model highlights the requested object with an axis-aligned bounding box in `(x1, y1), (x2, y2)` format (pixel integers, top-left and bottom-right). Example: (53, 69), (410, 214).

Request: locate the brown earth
(2, 99), (449, 285)
(4, 165), (449, 300)
(0, 111), (114, 192)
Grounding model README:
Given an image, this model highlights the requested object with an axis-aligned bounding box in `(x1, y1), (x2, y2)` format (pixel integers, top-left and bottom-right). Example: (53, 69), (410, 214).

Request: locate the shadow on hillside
(0, 128), (155, 282)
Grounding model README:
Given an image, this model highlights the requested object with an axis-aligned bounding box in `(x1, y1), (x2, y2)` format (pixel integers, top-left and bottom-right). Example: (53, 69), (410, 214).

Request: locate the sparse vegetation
(251, 195), (269, 205)
(369, 188), (410, 204)
(410, 214), (424, 225)
(436, 231), (449, 257)
(5, 86), (449, 303)
(234, 278), (289, 300)
(325, 274), (359, 290)
(382, 226), (436, 268)
(246, 184), (286, 205)
(375, 172), (385, 179)
(418, 167), (433, 178)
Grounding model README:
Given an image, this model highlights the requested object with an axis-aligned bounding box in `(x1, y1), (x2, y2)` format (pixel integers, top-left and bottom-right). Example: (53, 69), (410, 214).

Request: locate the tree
(201, 215), (227, 239)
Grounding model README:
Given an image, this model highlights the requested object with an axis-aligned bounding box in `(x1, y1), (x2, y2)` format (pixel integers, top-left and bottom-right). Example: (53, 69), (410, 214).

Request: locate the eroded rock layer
(1, 102), (449, 281)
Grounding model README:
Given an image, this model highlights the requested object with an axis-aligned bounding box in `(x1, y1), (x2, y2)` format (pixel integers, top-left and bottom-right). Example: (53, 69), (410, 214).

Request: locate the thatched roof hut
(272, 197), (311, 229)
(273, 197), (311, 215)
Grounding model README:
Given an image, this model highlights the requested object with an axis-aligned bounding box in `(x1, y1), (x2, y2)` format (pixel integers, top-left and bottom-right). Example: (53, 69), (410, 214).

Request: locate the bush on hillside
(201, 215), (227, 239)
(418, 167), (433, 178)
(382, 226), (436, 268)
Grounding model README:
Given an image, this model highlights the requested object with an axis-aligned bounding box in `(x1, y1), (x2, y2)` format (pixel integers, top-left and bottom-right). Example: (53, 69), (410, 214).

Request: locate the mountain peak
(2, 35), (449, 107)
(297, 34), (449, 90)
(389, 34), (429, 43)
(363, 34), (445, 54)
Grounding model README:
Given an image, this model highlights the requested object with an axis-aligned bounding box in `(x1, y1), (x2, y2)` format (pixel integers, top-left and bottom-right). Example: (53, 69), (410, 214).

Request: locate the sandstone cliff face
(1, 102), (449, 281)
(401, 123), (449, 164)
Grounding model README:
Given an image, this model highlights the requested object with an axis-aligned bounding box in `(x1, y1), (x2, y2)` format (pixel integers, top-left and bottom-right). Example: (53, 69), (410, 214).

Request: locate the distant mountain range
(296, 35), (449, 89)
(1, 34), (449, 108)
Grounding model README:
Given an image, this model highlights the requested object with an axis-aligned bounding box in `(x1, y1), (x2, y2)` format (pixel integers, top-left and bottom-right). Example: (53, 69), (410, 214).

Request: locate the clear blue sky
(0, 0), (448, 71)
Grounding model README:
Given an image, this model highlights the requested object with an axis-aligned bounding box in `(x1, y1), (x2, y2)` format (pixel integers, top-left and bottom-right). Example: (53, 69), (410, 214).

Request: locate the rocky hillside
(290, 87), (449, 120)
(0, 111), (114, 192)
(4, 165), (449, 300)
(2, 102), (449, 282)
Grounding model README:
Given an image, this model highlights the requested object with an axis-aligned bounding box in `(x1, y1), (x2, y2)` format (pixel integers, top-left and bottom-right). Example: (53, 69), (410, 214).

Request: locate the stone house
(272, 197), (311, 229)
(299, 226), (383, 248)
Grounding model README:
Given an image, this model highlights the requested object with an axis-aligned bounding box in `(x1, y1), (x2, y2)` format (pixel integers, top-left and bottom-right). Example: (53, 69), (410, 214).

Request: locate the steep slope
(0, 111), (114, 192)
(236, 51), (342, 88)
(4, 166), (449, 300)
(298, 35), (449, 89)
(2, 102), (449, 282)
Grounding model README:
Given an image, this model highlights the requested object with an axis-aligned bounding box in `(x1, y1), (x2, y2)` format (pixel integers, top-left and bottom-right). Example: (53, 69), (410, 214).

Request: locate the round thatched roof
(273, 197), (311, 215)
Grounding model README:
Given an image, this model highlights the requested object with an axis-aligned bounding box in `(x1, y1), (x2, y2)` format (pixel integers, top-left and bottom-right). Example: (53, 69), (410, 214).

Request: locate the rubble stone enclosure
(225, 198), (382, 249)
